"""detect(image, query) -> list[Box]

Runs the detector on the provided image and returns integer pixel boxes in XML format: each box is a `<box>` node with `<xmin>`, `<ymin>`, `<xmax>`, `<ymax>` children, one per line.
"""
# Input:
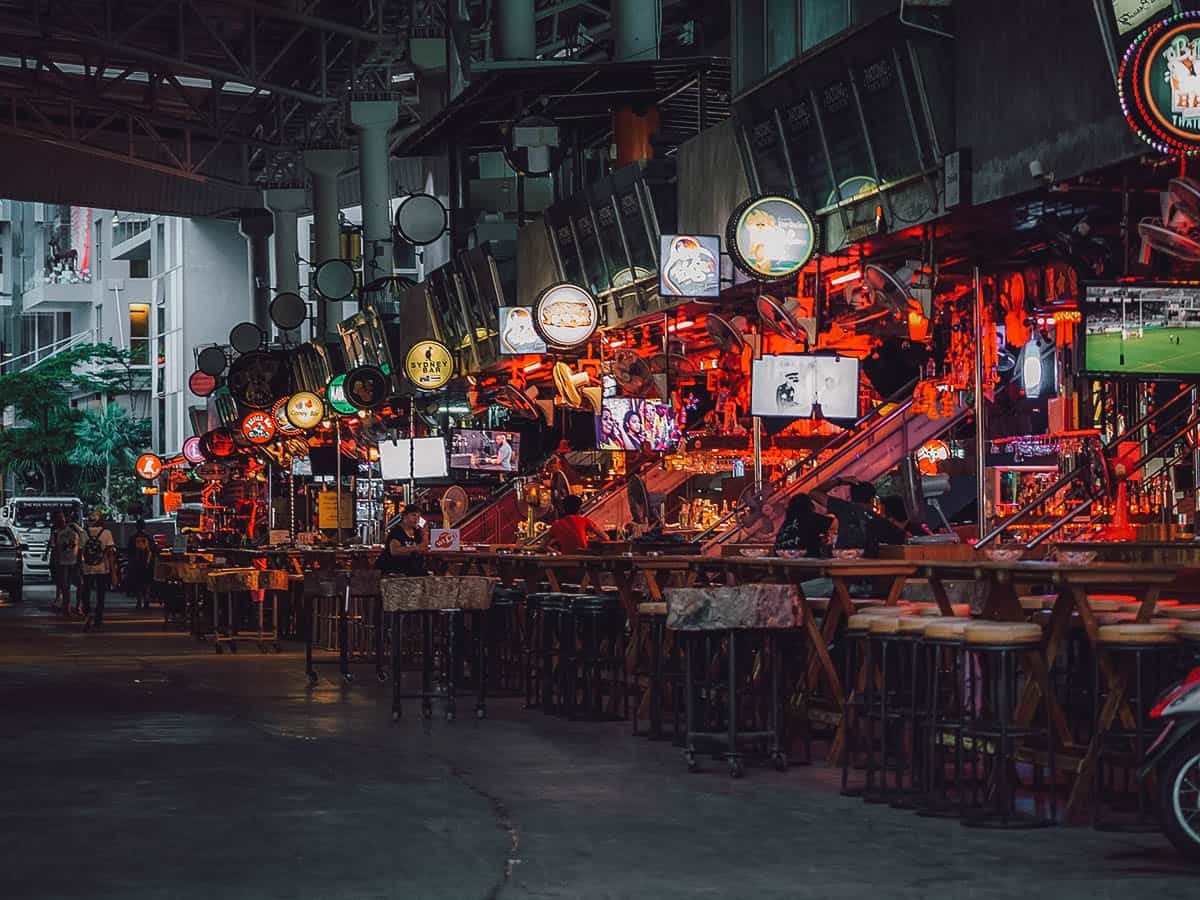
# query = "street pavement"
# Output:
<box><xmin>0</xmin><ymin>584</ymin><xmax>1195</xmax><ymax>899</ymax></box>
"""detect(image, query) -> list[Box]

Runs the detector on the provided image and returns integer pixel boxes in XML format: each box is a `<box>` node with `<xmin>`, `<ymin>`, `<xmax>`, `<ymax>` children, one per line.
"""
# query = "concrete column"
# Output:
<box><xmin>263</xmin><ymin>187</ymin><xmax>307</xmax><ymax>341</ymax></box>
<box><xmin>614</xmin><ymin>0</ymin><xmax>659</xmax><ymax>62</ymax></box>
<box><xmin>493</xmin><ymin>0</ymin><xmax>535</xmax><ymax>60</ymax></box>
<box><xmin>304</xmin><ymin>147</ymin><xmax>352</xmax><ymax>341</ymax></box>
<box><xmin>349</xmin><ymin>99</ymin><xmax>399</xmax><ymax>289</ymax></box>
<box><xmin>238</xmin><ymin>208</ymin><xmax>274</xmax><ymax>332</ymax></box>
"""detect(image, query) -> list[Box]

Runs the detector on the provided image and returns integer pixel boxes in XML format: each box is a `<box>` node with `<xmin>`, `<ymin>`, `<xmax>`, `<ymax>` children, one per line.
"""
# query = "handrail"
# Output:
<box><xmin>453</xmin><ymin>479</ymin><xmax>521</xmax><ymax>534</ymax></box>
<box><xmin>692</xmin><ymin>377</ymin><xmax>922</xmax><ymax>547</ymax></box>
<box><xmin>2</xmin><ymin>328</ymin><xmax>97</xmax><ymax>374</ymax></box>
<box><xmin>977</xmin><ymin>384</ymin><xmax>1195</xmax><ymax>547</ymax></box>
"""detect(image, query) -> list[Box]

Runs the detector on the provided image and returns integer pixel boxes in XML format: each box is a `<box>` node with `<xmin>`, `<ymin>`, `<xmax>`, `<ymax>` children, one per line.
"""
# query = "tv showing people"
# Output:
<box><xmin>1083</xmin><ymin>284</ymin><xmax>1200</xmax><ymax>376</ymax></box>
<box><xmin>449</xmin><ymin>430</ymin><xmax>520</xmax><ymax>472</ymax></box>
<box><xmin>596</xmin><ymin>398</ymin><xmax>680</xmax><ymax>451</ymax></box>
<box><xmin>751</xmin><ymin>354</ymin><xmax>859</xmax><ymax>419</ymax></box>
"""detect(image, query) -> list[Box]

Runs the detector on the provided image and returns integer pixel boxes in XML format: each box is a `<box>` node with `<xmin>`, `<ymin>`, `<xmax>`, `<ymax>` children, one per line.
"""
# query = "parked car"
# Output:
<box><xmin>0</xmin><ymin>526</ymin><xmax>27</xmax><ymax>601</ymax></box>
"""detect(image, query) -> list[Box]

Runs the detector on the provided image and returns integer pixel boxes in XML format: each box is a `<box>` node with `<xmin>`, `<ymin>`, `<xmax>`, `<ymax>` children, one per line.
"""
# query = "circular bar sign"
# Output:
<box><xmin>241</xmin><ymin>411</ymin><xmax>277</xmax><ymax>445</ymax></box>
<box><xmin>1121</xmin><ymin>12</ymin><xmax>1200</xmax><ymax>156</ymax></box>
<box><xmin>135</xmin><ymin>453</ymin><xmax>163</xmax><ymax>481</ymax></box>
<box><xmin>344</xmin><ymin>366</ymin><xmax>390</xmax><ymax>409</ymax></box>
<box><xmin>326</xmin><ymin>374</ymin><xmax>357</xmax><ymax>415</ymax></box>
<box><xmin>404</xmin><ymin>340</ymin><xmax>454</xmax><ymax>391</ymax></box>
<box><xmin>286</xmin><ymin>391</ymin><xmax>325</xmax><ymax>430</ymax></box>
<box><xmin>532</xmin><ymin>283</ymin><xmax>599</xmax><ymax>350</ymax></box>
<box><xmin>182</xmin><ymin>436</ymin><xmax>205</xmax><ymax>464</ymax></box>
<box><xmin>727</xmin><ymin>195</ymin><xmax>817</xmax><ymax>280</ymax></box>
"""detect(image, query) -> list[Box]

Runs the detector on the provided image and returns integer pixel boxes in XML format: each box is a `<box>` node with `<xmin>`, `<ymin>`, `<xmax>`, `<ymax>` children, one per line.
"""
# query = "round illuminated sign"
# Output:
<box><xmin>326</xmin><ymin>374</ymin><xmax>357</xmax><ymax>415</ymax></box>
<box><xmin>200</xmin><ymin>429</ymin><xmax>236</xmax><ymax>460</ymax></box>
<box><xmin>404</xmin><ymin>340</ymin><xmax>455</xmax><ymax>391</ymax></box>
<box><xmin>182</xmin><ymin>437</ymin><xmax>205</xmax><ymax>464</ymax></box>
<box><xmin>727</xmin><ymin>195</ymin><xmax>817</xmax><ymax>280</ymax></box>
<box><xmin>286</xmin><ymin>391</ymin><xmax>325</xmax><ymax>430</ymax></box>
<box><xmin>188</xmin><ymin>370</ymin><xmax>217</xmax><ymax>398</ymax></box>
<box><xmin>532</xmin><ymin>283</ymin><xmax>599</xmax><ymax>350</ymax></box>
<box><xmin>241</xmin><ymin>411</ymin><xmax>277</xmax><ymax>445</ymax></box>
<box><xmin>342</xmin><ymin>366</ymin><xmax>389</xmax><ymax>409</ymax></box>
<box><xmin>272</xmin><ymin>398</ymin><xmax>302</xmax><ymax>436</ymax></box>
<box><xmin>135</xmin><ymin>453</ymin><xmax>163</xmax><ymax>481</ymax></box>
<box><xmin>1121</xmin><ymin>12</ymin><xmax>1200</xmax><ymax>156</ymax></box>
<box><xmin>915</xmin><ymin>439</ymin><xmax>950</xmax><ymax>476</ymax></box>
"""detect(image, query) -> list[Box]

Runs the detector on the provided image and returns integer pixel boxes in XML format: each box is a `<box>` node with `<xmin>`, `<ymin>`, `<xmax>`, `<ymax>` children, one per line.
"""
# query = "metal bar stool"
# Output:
<box><xmin>1092</xmin><ymin>622</ymin><xmax>1179</xmax><ymax>832</ymax></box>
<box><xmin>961</xmin><ymin>621</ymin><xmax>1055</xmax><ymax>829</ymax></box>
<box><xmin>522</xmin><ymin>592</ymin><xmax>556</xmax><ymax>709</ymax></box>
<box><xmin>840</xmin><ymin>613</ymin><xmax>875</xmax><ymax>797</ymax></box>
<box><xmin>633</xmin><ymin>601</ymin><xmax>671</xmax><ymax>740</ymax></box>
<box><xmin>564</xmin><ymin>592</ymin><xmax>627</xmax><ymax>722</ymax></box>
<box><xmin>919</xmin><ymin>617</ymin><xmax>972</xmax><ymax>818</ymax></box>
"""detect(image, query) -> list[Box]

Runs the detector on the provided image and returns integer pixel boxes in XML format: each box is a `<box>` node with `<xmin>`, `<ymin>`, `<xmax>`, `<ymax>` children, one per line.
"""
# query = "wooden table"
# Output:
<box><xmin>918</xmin><ymin>559</ymin><xmax>1181</xmax><ymax>820</ymax></box>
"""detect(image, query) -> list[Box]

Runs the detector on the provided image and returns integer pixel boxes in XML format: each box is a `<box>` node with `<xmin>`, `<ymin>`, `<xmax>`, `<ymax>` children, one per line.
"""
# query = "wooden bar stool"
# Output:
<box><xmin>1092</xmin><ymin>623</ymin><xmax>1179</xmax><ymax>832</ymax></box>
<box><xmin>961</xmin><ymin>621</ymin><xmax>1055</xmax><ymax>829</ymax></box>
<box><xmin>633</xmin><ymin>601</ymin><xmax>675</xmax><ymax>741</ymax></box>
<box><xmin>257</xmin><ymin>569</ymin><xmax>290</xmax><ymax>652</ymax></box>
<box><xmin>179</xmin><ymin>561</ymin><xmax>211</xmax><ymax>640</ymax></box>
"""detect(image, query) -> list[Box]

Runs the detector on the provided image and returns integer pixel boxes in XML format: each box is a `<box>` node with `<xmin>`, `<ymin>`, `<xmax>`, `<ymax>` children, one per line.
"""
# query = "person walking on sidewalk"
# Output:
<box><xmin>49</xmin><ymin>512</ymin><xmax>84</xmax><ymax>616</ymax></box>
<box><xmin>125</xmin><ymin>519</ymin><xmax>155</xmax><ymax>610</ymax></box>
<box><xmin>79</xmin><ymin>510</ymin><xmax>116</xmax><ymax>632</ymax></box>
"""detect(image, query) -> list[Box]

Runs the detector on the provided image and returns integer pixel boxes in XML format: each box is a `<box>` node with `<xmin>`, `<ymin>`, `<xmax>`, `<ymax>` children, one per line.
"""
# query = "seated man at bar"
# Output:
<box><xmin>377</xmin><ymin>506</ymin><xmax>429</xmax><ymax>576</ymax></box>
<box><xmin>545</xmin><ymin>495</ymin><xmax>607</xmax><ymax>553</ymax></box>
<box><xmin>773</xmin><ymin>493</ymin><xmax>832</xmax><ymax>558</ymax></box>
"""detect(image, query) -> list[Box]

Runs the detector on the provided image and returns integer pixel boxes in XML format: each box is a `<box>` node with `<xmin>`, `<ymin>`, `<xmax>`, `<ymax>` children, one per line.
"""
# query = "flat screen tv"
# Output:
<box><xmin>1083</xmin><ymin>283</ymin><xmax>1200</xmax><ymax>377</ymax></box>
<box><xmin>378</xmin><ymin>437</ymin><xmax>449</xmax><ymax>481</ymax></box>
<box><xmin>751</xmin><ymin>354</ymin><xmax>859</xmax><ymax>419</ymax></box>
<box><xmin>449</xmin><ymin>429</ymin><xmax>521</xmax><ymax>472</ymax></box>
<box><xmin>596</xmin><ymin>397</ymin><xmax>680</xmax><ymax>451</ymax></box>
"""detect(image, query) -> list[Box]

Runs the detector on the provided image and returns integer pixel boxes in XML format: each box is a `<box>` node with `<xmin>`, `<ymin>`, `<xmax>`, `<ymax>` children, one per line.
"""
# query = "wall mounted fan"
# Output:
<box><xmin>649</xmin><ymin>351</ymin><xmax>699</xmax><ymax>378</ymax></box>
<box><xmin>706</xmin><ymin>313</ymin><xmax>749</xmax><ymax>351</ymax></box>
<box><xmin>756</xmin><ymin>294</ymin><xmax>816</xmax><ymax>344</ymax></box>
<box><xmin>551</xmin><ymin>469</ymin><xmax>573</xmax><ymax>517</ymax></box>
<box><xmin>609</xmin><ymin>349</ymin><xmax>654</xmax><ymax>396</ymax></box>
<box><xmin>440</xmin><ymin>485</ymin><xmax>470</xmax><ymax>528</ymax></box>
<box><xmin>552</xmin><ymin>361</ymin><xmax>601</xmax><ymax>413</ymax></box>
<box><xmin>628</xmin><ymin>473</ymin><xmax>650</xmax><ymax>525</ymax></box>
<box><xmin>1138</xmin><ymin>177</ymin><xmax>1200</xmax><ymax>263</ymax></box>
<box><xmin>494</xmin><ymin>383</ymin><xmax>542</xmax><ymax>421</ymax></box>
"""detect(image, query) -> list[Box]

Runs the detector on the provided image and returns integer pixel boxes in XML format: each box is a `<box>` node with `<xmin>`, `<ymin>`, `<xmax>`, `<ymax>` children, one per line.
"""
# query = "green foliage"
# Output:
<box><xmin>0</xmin><ymin>344</ymin><xmax>149</xmax><ymax>496</ymax></box>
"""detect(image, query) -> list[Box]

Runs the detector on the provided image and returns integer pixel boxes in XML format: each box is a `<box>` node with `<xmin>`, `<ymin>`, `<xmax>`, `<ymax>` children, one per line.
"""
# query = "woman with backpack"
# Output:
<box><xmin>125</xmin><ymin>519</ymin><xmax>155</xmax><ymax>610</ymax></box>
<box><xmin>79</xmin><ymin>509</ymin><xmax>116</xmax><ymax>632</ymax></box>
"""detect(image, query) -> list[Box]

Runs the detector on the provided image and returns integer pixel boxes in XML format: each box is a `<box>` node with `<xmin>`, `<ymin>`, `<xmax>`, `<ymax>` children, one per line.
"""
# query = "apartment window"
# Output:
<box><xmin>129</xmin><ymin>302</ymin><xmax>150</xmax><ymax>365</ymax></box>
<box><xmin>129</xmin><ymin>257</ymin><xmax>149</xmax><ymax>278</ymax></box>
<box><xmin>155</xmin><ymin>303</ymin><xmax>166</xmax><ymax>389</ymax></box>
<box><xmin>157</xmin><ymin>396</ymin><xmax>166</xmax><ymax>455</ymax></box>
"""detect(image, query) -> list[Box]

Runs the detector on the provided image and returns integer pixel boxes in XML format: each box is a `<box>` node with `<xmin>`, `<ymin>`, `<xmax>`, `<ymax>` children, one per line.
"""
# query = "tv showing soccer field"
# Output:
<box><xmin>1082</xmin><ymin>284</ymin><xmax>1200</xmax><ymax>378</ymax></box>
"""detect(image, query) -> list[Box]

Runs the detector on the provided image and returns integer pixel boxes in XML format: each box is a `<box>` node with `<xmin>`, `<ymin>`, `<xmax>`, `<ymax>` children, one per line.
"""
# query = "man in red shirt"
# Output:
<box><xmin>545</xmin><ymin>495</ymin><xmax>608</xmax><ymax>552</ymax></box>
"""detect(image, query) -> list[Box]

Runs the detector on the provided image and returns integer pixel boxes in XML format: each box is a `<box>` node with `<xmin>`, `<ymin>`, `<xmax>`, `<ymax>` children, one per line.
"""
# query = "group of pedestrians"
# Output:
<box><xmin>48</xmin><ymin>511</ymin><xmax>156</xmax><ymax>632</ymax></box>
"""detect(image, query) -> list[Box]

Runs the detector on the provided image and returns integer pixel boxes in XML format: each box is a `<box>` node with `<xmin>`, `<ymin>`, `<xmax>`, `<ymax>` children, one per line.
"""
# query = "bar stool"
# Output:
<box><xmin>961</xmin><ymin>621</ymin><xmax>1055</xmax><ymax>829</ymax></box>
<box><xmin>563</xmin><ymin>592</ymin><xmax>627</xmax><ymax>721</ymax></box>
<box><xmin>179</xmin><ymin>560</ymin><xmax>211</xmax><ymax>639</ymax></box>
<box><xmin>486</xmin><ymin>586</ymin><xmax>525</xmax><ymax>695</ymax></box>
<box><xmin>537</xmin><ymin>593</ymin><xmax>569</xmax><ymax>714</ymax></box>
<box><xmin>633</xmin><ymin>601</ymin><xmax>675</xmax><ymax>739</ymax></box>
<box><xmin>253</xmin><ymin>568</ymin><xmax>288</xmax><ymax>652</ymax></box>
<box><xmin>1093</xmin><ymin>622</ymin><xmax>1179</xmax><ymax>832</ymax></box>
<box><xmin>862</xmin><ymin>614</ymin><xmax>914</xmax><ymax>804</ymax></box>
<box><xmin>919</xmin><ymin>617</ymin><xmax>972</xmax><ymax>818</ymax></box>
<box><xmin>840</xmin><ymin>613</ymin><xmax>875</xmax><ymax>796</ymax></box>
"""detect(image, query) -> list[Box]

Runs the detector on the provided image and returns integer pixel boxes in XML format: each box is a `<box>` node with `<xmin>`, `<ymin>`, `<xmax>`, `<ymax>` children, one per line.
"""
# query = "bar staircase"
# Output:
<box><xmin>695</xmin><ymin>386</ymin><xmax>970</xmax><ymax>555</ymax></box>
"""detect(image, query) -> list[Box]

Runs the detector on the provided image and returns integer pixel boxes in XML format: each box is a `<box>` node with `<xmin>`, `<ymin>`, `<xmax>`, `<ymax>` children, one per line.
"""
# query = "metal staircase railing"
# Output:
<box><xmin>976</xmin><ymin>384</ymin><xmax>1197</xmax><ymax>549</ymax></box>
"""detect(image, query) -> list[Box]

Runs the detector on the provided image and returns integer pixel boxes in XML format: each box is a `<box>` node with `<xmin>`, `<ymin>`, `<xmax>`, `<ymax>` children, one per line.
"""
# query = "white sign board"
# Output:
<box><xmin>428</xmin><ymin>528</ymin><xmax>461</xmax><ymax>552</ymax></box>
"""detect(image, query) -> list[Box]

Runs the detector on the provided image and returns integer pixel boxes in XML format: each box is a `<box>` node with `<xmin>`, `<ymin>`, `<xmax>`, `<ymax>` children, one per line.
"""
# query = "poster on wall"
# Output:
<box><xmin>498</xmin><ymin>307</ymin><xmax>547</xmax><ymax>354</ymax></box>
<box><xmin>750</xmin><ymin>354</ymin><xmax>860</xmax><ymax>419</ymax></box>
<box><xmin>659</xmin><ymin>235</ymin><xmax>721</xmax><ymax>297</ymax></box>
<box><xmin>1119</xmin><ymin>11</ymin><xmax>1200</xmax><ymax>156</ymax></box>
<box><xmin>727</xmin><ymin>196</ymin><xmax>817</xmax><ymax>281</ymax></box>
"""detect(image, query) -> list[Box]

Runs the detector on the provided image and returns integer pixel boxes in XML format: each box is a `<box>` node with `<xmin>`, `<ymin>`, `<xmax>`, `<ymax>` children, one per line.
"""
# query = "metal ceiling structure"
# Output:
<box><xmin>0</xmin><ymin>0</ymin><xmax>724</xmax><ymax>217</ymax></box>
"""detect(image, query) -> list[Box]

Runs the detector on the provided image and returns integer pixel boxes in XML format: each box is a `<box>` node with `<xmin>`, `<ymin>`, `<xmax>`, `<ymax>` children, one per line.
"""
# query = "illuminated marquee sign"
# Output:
<box><xmin>1120</xmin><ymin>12</ymin><xmax>1200</xmax><ymax>156</ymax></box>
<box><xmin>727</xmin><ymin>196</ymin><xmax>817</xmax><ymax>281</ymax></box>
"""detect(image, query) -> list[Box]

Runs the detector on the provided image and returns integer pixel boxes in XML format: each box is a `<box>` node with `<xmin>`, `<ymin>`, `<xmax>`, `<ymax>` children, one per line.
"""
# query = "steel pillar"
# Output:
<box><xmin>304</xmin><ymin>147</ymin><xmax>352</xmax><ymax>340</ymax></box>
<box><xmin>263</xmin><ymin>187</ymin><xmax>307</xmax><ymax>339</ymax></box>
<box><xmin>238</xmin><ymin>208</ymin><xmax>274</xmax><ymax>332</ymax></box>
<box><xmin>494</xmin><ymin>0</ymin><xmax>536</xmax><ymax>60</ymax></box>
<box><xmin>350</xmin><ymin>99</ymin><xmax>399</xmax><ymax>289</ymax></box>
<box><xmin>614</xmin><ymin>0</ymin><xmax>659</xmax><ymax>62</ymax></box>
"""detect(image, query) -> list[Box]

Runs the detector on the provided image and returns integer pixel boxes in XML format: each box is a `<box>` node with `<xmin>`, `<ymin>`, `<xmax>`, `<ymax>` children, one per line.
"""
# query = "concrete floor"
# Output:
<box><xmin>0</xmin><ymin>585</ymin><xmax>1195</xmax><ymax>900</ymax></box>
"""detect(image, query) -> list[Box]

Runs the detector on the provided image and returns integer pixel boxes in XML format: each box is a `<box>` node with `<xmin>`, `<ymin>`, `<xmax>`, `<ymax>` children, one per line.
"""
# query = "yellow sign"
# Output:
<box><xmin>286</xmin><ymin>391</ymin><xmax>325</xmax><ymax>430</ymax></box>
<box><xmin>405</xmin><ymin>340</ymin><xmax>454</xmax><ymax>391</ymax></box>
<box><xmin>317</xmin><ymin>491</ymin><xmax>354</xmax><ymax>529</ymax></box>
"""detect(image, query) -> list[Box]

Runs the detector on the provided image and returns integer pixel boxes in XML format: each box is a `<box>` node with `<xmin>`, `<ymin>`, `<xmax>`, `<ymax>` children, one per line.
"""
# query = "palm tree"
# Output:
<box><xmin>68</xmin><ymin>403</ymin><xmax>151</xmax><ymax>507</ymax></box>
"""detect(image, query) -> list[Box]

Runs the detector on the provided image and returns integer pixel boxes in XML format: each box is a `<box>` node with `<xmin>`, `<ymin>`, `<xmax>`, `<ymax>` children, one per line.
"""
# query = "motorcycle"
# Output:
<box><xmin>1140</xmin><ymin>666</ymin><xmax>1200</xmax><ymax>861</ymax></box>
